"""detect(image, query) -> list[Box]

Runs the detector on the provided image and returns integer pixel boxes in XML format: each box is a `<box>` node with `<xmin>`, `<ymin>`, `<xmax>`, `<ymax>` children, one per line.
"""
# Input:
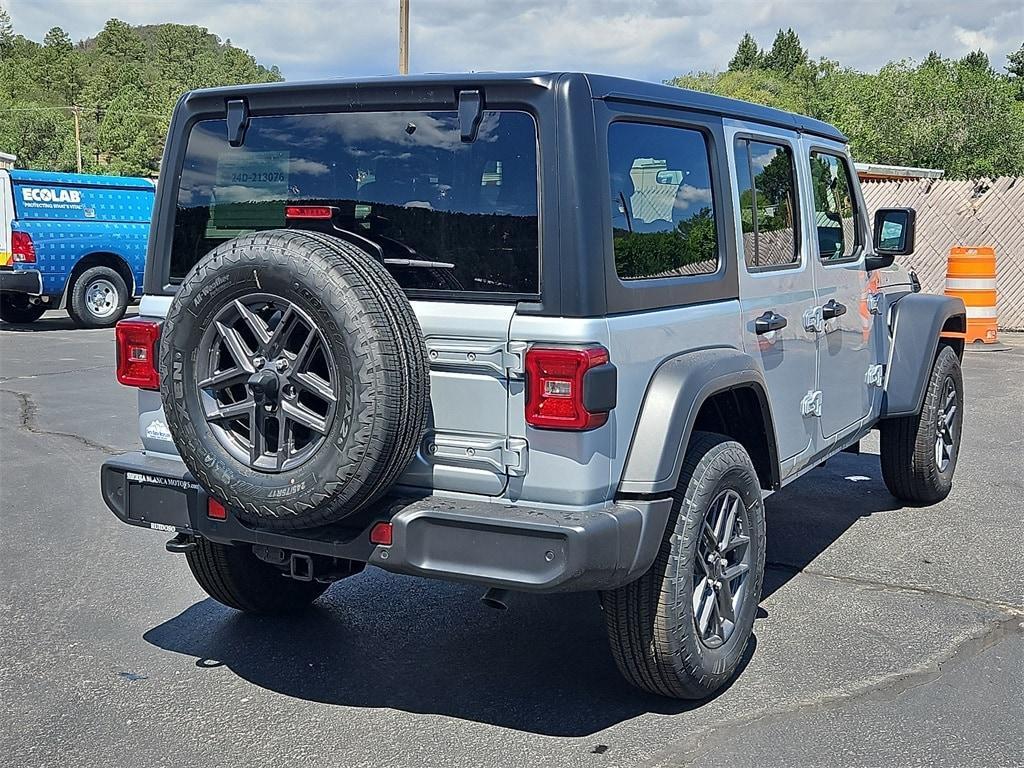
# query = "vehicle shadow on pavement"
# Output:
<box><xmin>143</xmin><ymin>451</ymin><xmax>897</xmax><ymax>736</ymax></box>
<box><xmin>0</xmin><ymin>318</ymin><xmax>80</xmax><ymax>332</ymax></box>
<box><xmin>761</xmin><ymin>449</ymin><xmax>904</xmax><ymax>599</ymax></box>
<box><xmin>144</xmin><ymin>576</ymin><xmax>754</xmax><ymax>736</ymax></box>
<box><xmin>0</xmin><ymin>309</ymin><xmax>136</xmax><ymax>333</ymax></box>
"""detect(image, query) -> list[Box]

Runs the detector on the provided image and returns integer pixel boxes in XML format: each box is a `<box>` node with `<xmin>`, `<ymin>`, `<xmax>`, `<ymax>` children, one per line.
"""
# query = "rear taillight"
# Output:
<box><xmin>115</xmin><ymin>318</ymin><xmax>161</xmax><ymax>390</ymax></box>
<box><xmin>525</xmin><ymin>346</ymin><xmax>615</xmax><ymax>430</ymax></box>
<box><xmin>11</xmin><ymin>231</ymin><xmax>36</xmax><ymax>263</ymax></box>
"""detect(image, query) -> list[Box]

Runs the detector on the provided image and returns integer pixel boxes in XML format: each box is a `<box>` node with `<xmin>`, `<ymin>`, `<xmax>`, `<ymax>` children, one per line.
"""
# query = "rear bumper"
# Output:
<box><xmin>101</xmin><ymin>451</ymin><xmax>671</xmax><ymax>592</ymax></box>
<box><xmin>0</xmin><ymin>269</ymin><xmax>43</xmax><ymax>296</ymax></box>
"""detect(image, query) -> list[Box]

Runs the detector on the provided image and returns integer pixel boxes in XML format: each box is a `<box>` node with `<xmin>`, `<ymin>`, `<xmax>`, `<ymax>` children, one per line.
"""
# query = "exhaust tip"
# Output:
<box><xmin>481</xmin><ymin>587</ymin><xmax>509</xmax><ymax>611</ymax></box>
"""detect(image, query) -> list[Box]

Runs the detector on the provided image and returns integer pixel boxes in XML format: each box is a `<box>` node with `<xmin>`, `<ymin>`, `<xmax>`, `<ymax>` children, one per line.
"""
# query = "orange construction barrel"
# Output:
<box><xmin>944</xmin><ymin>246</ymin><xmax>997</xmax><ymax>343</ymax></box>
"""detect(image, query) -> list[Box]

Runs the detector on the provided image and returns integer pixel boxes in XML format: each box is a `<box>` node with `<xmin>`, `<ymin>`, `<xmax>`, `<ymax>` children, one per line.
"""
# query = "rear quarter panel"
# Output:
<box><xmin>509</xmin><ymin>299</ymin><xmax>741</xmax><ymax>506</ymax></box>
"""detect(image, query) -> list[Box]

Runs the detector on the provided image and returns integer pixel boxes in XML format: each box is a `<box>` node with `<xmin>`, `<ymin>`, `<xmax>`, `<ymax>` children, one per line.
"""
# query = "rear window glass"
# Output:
<box><xmin>171</xmin><ymin>110</ymin><xmax>539</xmax><ymax>295</ymax></box>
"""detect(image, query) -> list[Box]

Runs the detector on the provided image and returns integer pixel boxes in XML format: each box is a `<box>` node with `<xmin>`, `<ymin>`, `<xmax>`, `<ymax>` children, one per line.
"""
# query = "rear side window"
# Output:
<box><xmin>809</xmin><ymin>151</ymin><xmax>859</xmax><ymax>261</ymax></box>
<box><xmin>607</xmin><ymin>122</ymin><xmax>719</xmax><ymax>280</ymax></box>
<box><xmin>734</xmin><ymin>139</ymin><xmax>800</xmax><ymax>270</ymax></box>
<box><xmin>172</xmin><ymin>110</ymin><xmax>539</xmax><ymax>296</ymax></box>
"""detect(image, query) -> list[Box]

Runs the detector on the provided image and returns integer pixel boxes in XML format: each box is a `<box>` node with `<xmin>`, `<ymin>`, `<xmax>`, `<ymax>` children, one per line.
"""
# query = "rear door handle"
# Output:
<box><xmin>754</xmin><ymin>311</ymin><xmax>788</xmax><ymax>335</ymax></box>
<box><xmin>822</xmin><ymin>299</ymin><xmax>847</xmax><ymax>320</ymax></box>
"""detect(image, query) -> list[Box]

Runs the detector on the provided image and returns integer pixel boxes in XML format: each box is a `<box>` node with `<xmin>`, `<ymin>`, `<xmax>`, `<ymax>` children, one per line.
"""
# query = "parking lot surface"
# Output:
<box><xmin>1</xmin><ymin>311</ymin><xmax>1022</xmax><ymax>768</ymax></box>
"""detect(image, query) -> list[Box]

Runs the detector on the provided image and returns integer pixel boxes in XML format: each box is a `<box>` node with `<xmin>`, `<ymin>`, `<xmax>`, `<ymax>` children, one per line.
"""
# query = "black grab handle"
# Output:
<box><xmin>754</xmin><ymin>311</ymin><xmax>788</xmax><ymax>335</ymax></box>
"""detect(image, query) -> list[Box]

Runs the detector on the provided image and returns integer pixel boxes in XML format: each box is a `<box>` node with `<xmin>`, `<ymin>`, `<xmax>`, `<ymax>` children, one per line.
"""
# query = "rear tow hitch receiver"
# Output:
<box><xmin>289</xmin><ymin>553</ymin><xmax>315</xmax><ymax>582</ymax></box>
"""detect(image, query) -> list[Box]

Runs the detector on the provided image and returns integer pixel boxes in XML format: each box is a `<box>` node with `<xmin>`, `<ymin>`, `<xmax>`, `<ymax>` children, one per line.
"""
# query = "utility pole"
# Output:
<box><xmin>399</xmin><ymin>0</ymin><xmax>409</xmax><ymax>75</ymax></box>
<box><xmin>72</xmin><ymin>106</ymin><xmax>83</xmax><ymax>174</ymax></box>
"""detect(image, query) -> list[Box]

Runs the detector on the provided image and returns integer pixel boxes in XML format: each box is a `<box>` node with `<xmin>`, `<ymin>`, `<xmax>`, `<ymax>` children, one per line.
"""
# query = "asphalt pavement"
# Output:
<box><xmin>1</xmin><ymin>311</ymin><xmax>1022</xmax><ymax>768</ymax></box>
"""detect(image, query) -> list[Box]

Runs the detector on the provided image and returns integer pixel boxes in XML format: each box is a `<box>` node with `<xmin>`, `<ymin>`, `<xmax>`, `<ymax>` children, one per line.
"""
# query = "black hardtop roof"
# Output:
<box><xmin>185</xmin><ymin>71</ymin><xmax>847</xmax><ymax>143</ymax></box>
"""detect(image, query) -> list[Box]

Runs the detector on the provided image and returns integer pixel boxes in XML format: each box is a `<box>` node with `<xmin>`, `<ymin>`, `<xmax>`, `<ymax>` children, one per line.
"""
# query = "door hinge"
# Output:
<box><xmin>424</xmin><ymin>339</ymin><xmax>526</xmax><ymax>378</ymax></box>
<box><xmin>504</xmin><ymin>341</ymin><xmax>527</xmax><ymax>377</ymax></box>
<box><xmin>867</xmin><ymin>292</ymin><xmax>882</xmax><ymax>315</ymax></box>
<box><xmin>800</xmin><ymin>390</ymin><xmax>823</xmax><ymax>418</ymax></box>
<box><xmin>865</xmin><ymin>364</ymin><xmax>885</xmax><ymax>387</ymax></box>
<box><xmin>425</xmin><ymin>433</ymin><xmax>528</xmax><ymax>476</ymax></box>
<box><xmin>802</xmin><ymin>306</ymin><xmax>824</xmax><ymax>334</ymax></box>
<box><xmin>502</xmin><ymin>437</ymin><xmax>528</xmax><ymax>476</ymax></box>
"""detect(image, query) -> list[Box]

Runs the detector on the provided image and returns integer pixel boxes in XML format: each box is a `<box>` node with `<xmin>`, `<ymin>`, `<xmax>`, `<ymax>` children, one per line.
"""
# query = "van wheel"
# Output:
<box><xmin>68</xmin><ymin>266</ymin><xmax>128</xmax><ymax>328</ymax></box>
<box><xmin>601</xmin><ymin>431</ymin><xmax>766</xmax><ymax>699</ymax></box>
<box><xmin>880</xmin><ymin>345</ymin><xmax>963</xmax><ymax>504</ymax></box>
<box><xmin>185</xmin><ymin>538</ymin><xmax>327</xmax><ymax>614</ymax></box>
<box><xmin>0</xmin><ymin>294</ymin><xmax>46</xmax><ymax>324</ymax></box>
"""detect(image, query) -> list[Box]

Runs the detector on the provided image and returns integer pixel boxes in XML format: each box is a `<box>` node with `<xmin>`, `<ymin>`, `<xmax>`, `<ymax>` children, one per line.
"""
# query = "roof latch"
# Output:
<box><xmin>226</xmin><ymin>99</ymin><xmax>250</xmax><ymax>147</ymax></box>
<box><xmin>458</xmin><ymin>89</ymin><xmax>483</xmax><ymax>143</ymax></box>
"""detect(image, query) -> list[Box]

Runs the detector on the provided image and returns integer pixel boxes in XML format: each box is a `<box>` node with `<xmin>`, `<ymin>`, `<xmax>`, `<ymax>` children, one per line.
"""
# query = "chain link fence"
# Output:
<box><xmin>861</xmin><ymin>176</ymin><xmax>1024</xmax><ymax>330</ymax></box>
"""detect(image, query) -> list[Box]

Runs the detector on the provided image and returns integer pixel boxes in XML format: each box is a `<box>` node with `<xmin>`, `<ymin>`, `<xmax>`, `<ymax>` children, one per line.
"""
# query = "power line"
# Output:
<box><xmin>5</xmin><ymin>105</ymin><xmax>169</xmax><ymax>119</ymax></box>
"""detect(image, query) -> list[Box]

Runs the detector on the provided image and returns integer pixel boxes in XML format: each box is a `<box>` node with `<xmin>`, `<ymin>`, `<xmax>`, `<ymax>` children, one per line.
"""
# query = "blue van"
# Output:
<box><xmin>0</xmin><ymin>169</ymin><xmax>155</xmax><ymax>327</ymax></box>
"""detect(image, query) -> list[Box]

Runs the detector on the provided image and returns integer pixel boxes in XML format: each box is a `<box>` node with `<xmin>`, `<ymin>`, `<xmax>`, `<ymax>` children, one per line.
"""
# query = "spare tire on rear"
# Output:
<box><xmin>160</xmin><ymin>230</ymin><xmax>430</xmax><ymax>529</ymax></box>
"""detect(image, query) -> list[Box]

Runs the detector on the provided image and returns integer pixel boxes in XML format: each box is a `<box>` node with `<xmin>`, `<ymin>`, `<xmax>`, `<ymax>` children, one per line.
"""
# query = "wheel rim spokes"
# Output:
<box><xmin>692</xmin><ymin>488</ymin><xmax>752</xmax><ymax>649</ymax></box>
<box><xmin>935</xmin><ymin>378</ymin><xmax>958</xmax><ymax>472</ymax></box>
<box><xmin>196</xmin><ymin>294</ymin><xmax>339</xmax><ymax>473</ymax></box>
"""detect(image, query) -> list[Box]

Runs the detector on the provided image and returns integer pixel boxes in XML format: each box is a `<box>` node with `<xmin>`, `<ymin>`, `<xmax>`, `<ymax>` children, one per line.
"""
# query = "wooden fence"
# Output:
<box><xmin>860</xmin><ymin>176</ymin><xmax>1024</xmax><ymax>330</ymax></box>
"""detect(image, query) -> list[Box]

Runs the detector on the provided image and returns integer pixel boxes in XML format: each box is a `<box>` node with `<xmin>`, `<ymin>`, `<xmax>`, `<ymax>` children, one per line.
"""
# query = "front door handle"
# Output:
<box><xmin>822</xmin><ymin>299</ymin><xmax>847</xmax><ymax>320</ymax></box>
<box><xmin>754</xmin><ymin>310</ymin><xmax>788</xmax><ymax>335</ymax></box>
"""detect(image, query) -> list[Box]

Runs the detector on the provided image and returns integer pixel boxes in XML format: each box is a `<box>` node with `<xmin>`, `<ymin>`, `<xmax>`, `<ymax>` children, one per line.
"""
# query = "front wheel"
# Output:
<box><xmin>880</xmin><ymin>345</ymin><xmax>964</xmax><ymax>504</ymax></box>
<box><xmin>185</xmin><ymin>538</ymin><xmax>327</xmax><ymax>614</ymax></box>
<box><xmin>0</xmin><ymin>294</ymin><xmax>46</xmax><ymax>324</ymax></box>
<box><xmin>601</xmin><ymin>431</ymin><xmax>766</xmax><ymax>699</ymax></box>
<box><xmin>67</xmin><ymin>266</ymin><xmax>128</xmax><ymax>328</ymax></box>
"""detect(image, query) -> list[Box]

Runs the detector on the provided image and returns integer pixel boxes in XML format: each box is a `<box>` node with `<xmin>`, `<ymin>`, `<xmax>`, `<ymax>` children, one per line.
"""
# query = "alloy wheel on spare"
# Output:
<box><xmin>85</xmin><ymin>277</ymin><xmax>119</xmax><ymax>318</ymax></box>
<box><xmin>935</xmin><ymin>377</ymin><xmax>958</xmax><ymax>473</ymax></box>
<box><xmin>692</xmin><ymin>488</ymin><xmax>752</xmax><ymax>649</ymax></box>
<box><xmin>196</xmin><ymin>294</ymin><xmax>339</xmax><ymax>473</ymax></box>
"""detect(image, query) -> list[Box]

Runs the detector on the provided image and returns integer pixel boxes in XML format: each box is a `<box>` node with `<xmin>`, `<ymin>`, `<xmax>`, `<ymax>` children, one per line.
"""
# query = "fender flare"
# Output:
<box><xmin>617</xmin><ymin>346</ymin><xmax>780</xmax><ymax>496</ymax></box>
<box><xmin>882</xmin><ymin>293</ymin><xmax>966</xmax><ymax>418</ymax></box>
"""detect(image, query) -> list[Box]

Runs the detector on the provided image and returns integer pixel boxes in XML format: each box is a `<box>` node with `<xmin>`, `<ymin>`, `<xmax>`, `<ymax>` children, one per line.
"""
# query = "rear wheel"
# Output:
<box><xmin>68</xmin><ymin>266</ymin><xmax>128</xmax><ymax>328</ymax></box>
<box><xmin>185</xmin><ymin>538</ymin><xmax>327</xmax><ymax>614</ymax></box>
<box><xmin>602</xmin><ymin>431</ymin><xmax>766</xmax><ymax>699</ymax></box>
<box><xmin>0</xmin><ymin>294</ymin><xmax>46</xmax><ymax>324</ymax></box>
<box><xmin>880</xmin><ymin>345</ymin><xmax>963</xmax><ymax>504</ymax></box>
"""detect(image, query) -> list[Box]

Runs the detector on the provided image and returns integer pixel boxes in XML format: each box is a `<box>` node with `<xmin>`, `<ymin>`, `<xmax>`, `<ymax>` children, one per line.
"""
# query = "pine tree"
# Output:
<box><xmin>0</xmin><ymin>7</ymin><xmax>14</xmax><ymax>56</ymax></box>
<box><xmin>1007</xmin><ymin>43</ymin><xmax>1024</xmax><ymax>78</ymax></box>
<box><xmin>765</xmin><ymin>28</ymin><xmax>808</xmax><ymax>75</ymax></box>
<box><xmin>961</xmin><ymin>49</ymin><xmax>991</xmax><ymax>72</ymax></box>
<box><xmin>728</xmin><ymin>33</ymin><xmax>762</xmax><ymax>71</ymax></box>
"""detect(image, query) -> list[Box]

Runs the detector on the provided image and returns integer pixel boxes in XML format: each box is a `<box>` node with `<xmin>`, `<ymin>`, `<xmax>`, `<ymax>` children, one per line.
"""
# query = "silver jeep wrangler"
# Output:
<box><xmin>102</xmin><ymin>72</ymin><xmax>966</xmax><ymax>699</ymax></box>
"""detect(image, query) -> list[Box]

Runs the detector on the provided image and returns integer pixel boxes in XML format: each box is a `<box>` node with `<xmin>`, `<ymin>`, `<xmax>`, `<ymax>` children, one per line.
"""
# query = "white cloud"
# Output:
<box><xmin>6</xmin><ymin>0</ymin><xmax>1023</xmax><ymax>84</ymax></box>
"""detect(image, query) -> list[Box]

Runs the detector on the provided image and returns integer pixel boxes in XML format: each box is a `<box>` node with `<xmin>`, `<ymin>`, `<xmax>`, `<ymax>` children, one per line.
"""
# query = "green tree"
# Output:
<box><xmin>1007</xmin><ymin>43</ymin><xmax>1024</xmax><ymax>100</ymax></box>
<box><xmin>40</xmin><ymin>27</ymin><xmax>83</xmax><ymax>105</ymax></box>
<box><xmin>0</xmin><ymin>6</ymin><xmax>14</xmax><ymax>56</ymax></box>
<box><xmin>1008</xmin><ymin>43</ymin><xmax>1024</xmax><ymax>78</ymax></box>
<box><xmin>961</xmin><ymin>49</ymin><xmax>991</xmax><ymax>72</ymax></box>
<box><xmin>1</xmin><ymin>17</ymin><xmax>284</xmax><ymax>174</ymax></box>
<box><xmin>669</xmin><ymin>33</ymin><xmax>1024</xmax><ymax>179</ymax></box>
<box><xmin>728</xmin><ymin>33</ymin><xmax>762</xmax><ymax>71</ymax></box>
<box><xmin>765</xmin><ymin>28</ymin><xmax>808</xmax><ymax>75</ymax></box>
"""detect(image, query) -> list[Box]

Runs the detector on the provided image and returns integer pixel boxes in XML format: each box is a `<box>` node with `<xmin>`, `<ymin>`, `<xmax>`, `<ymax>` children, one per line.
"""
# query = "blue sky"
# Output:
<box><xmin>6</xmin><ymin>1</ymin><xmax>1023</xmax><ymax>83</ymax></box>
